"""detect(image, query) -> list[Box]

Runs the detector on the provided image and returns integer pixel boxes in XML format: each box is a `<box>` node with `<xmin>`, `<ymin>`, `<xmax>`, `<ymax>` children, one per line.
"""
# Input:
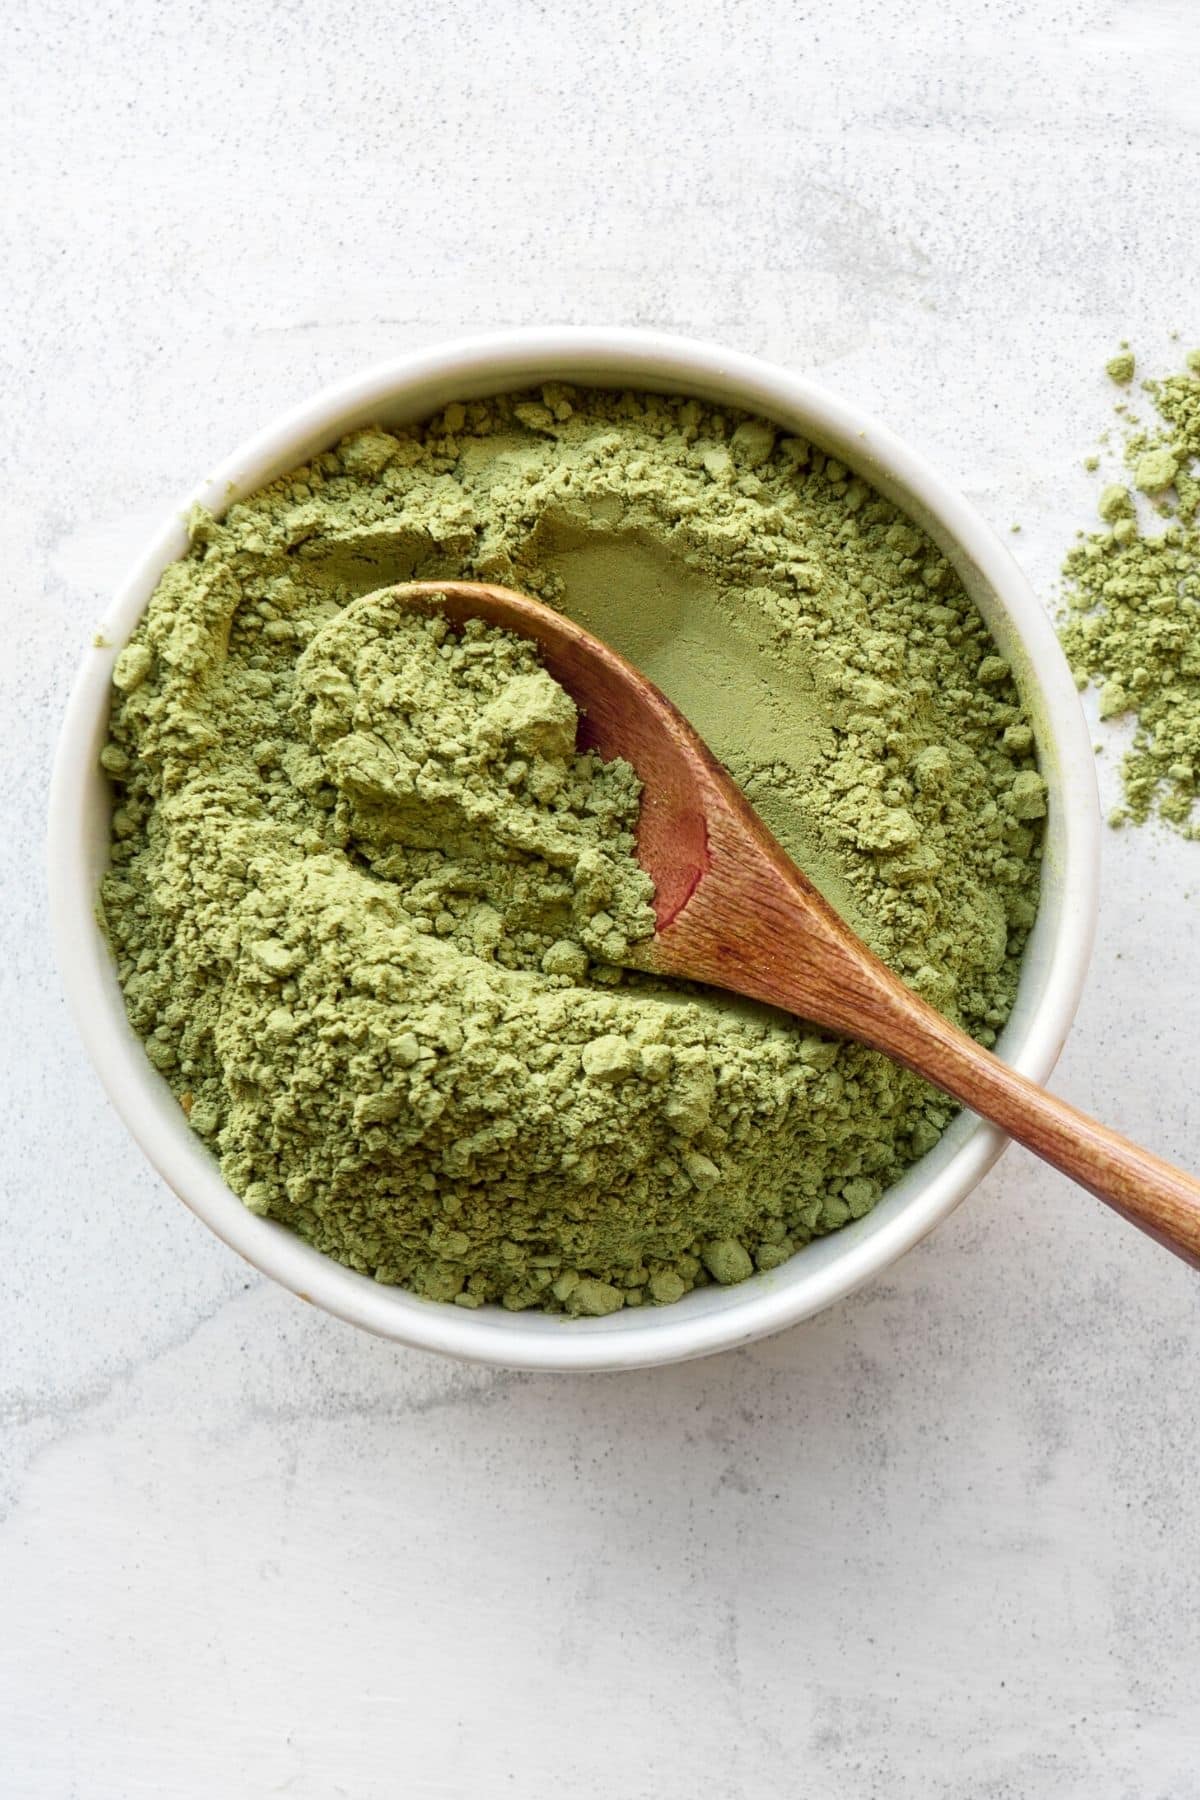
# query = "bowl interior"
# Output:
<box><xmin>50</xmin><ymin>333</ymin><xmax>1099</xmax><ymax>1369</ymax></box>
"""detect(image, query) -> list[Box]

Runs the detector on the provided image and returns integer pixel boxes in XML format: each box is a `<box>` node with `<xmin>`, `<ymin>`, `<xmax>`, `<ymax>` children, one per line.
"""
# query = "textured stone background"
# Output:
<box><xmin>3</xmin><ymin>1</ymin><xmax>1200</xmax><ymax>1794</ymax></box>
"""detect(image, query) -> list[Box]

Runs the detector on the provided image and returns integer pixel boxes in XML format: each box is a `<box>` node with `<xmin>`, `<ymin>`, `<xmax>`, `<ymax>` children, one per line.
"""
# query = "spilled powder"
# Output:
<box><xmin>102</xmin><ymin>388</ymin><xmax>1045</xmax><ymax>1313</ymax></box>
<box><xmin>1060</xmin><ymin>350</ymin><xmax>1200</xmax><ymax>835</ymax></box>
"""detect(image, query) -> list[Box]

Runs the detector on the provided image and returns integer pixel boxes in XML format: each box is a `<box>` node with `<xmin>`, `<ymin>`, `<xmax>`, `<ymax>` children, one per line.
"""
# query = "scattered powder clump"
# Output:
<box><xmin>102</xmin><ymin>388</ymin><xmax>1045</xmax><ymax>1313</ymax></box>
<box><xmin>1059</xmin><ymin>351</ymin><xmax>1200</xmax><ymax>834</ymax></box>
<box><xmin>1106</xmin><ymin>348</ymin><xmax>1136</xmax><ymax>386</ymax></box>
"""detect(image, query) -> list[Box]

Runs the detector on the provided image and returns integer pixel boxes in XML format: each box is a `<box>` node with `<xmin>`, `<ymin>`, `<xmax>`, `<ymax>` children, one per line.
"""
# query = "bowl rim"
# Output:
<box><xmin>47</xmin><ymin>326</ymin><xmax>1101</xmax><ymax>1371</ymax></box>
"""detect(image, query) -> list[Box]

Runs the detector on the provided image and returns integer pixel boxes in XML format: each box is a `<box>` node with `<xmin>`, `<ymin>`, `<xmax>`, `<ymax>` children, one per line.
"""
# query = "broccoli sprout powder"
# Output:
<box><xmin>102</xmin><ymin>388</ymin><xmax>1044</xmax><ymax>1315</ymax></box>
<box><xmin>1060</xmin><ymin>349</ymin><xmax>1200</xmax><ymax>836</ymax></box>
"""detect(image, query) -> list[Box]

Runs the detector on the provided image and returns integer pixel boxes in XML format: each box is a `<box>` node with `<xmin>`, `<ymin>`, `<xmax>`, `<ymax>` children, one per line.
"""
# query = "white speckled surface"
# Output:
<box><xmin>4</xmin><ymin>2</ymin><xmax>1200</xmax><ymax>1793</ymax></box>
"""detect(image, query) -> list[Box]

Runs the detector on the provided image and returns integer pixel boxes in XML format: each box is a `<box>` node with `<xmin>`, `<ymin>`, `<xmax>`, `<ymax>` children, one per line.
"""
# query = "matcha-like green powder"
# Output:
<box><xmin>102</xmin><ymin>388</ymin><xmax>1044</xmax><ymax>1313</ymax></box>
<box><xmin>1060</xmin><ymin>350</ymin><xmax>1200</xmax><ymax>835</ymax></box>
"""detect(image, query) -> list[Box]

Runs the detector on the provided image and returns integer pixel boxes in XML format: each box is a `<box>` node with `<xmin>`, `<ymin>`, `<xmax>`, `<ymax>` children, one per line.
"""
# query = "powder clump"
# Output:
<box><xmin>1060</xmin><ymin>352</ymin><xmax>1200</xmax><ymax>834</ymax></box>
<box><xmin>102</xmin><ymin>388</ymin><xmax>1044</xmax><ymax>1311</ymax></box>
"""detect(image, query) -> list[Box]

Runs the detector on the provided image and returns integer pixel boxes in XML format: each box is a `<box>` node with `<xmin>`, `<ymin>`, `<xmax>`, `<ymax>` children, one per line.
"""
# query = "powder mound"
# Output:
<box><xmin>294</xmin><ymin>596</ymin><xmax>655</xmax><ymax>965</ymax></box>
<box><xmin>101</xmin><ymin>387</ymin><xmax>1044</xmax><ymax>1313</ymax></box>
<box><xmin>1060</xmin><ymin>352</ymin><xmax>1200</xmax><ymax>835</ymax></box>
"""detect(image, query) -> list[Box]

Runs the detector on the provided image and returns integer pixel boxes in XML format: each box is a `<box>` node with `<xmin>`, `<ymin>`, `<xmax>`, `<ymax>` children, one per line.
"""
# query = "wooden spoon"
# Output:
<box><xmin>388</xmin><ymin>579</ymin><xmax>1200</xmax><ymax>1267</ymax></box>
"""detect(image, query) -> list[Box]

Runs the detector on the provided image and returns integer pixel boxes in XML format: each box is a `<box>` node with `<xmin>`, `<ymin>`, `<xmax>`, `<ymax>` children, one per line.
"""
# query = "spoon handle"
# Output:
<box><xmin>863</xmin><ymin>987</ymin><xmax>1200</xmax><ymax>1267</ymax></box>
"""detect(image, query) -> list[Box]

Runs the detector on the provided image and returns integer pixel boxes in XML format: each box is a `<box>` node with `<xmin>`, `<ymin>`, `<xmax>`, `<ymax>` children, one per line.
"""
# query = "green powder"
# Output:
<box><xmin>102</xmin><ymin>387</ymin><xmax>1044</xmax><ymax>1313</ymax></box>
<box><xmin>1106</xmin><ymin>349</ymin><xmax>1136</xmax><ymax>386</ymax></box>
<box><xmin>1059</xmin><ymin>352</ymin><xmax>1200</xmax><ymax>834</ymax></box>
<box><xmin>295</xmin><ymin>597</ymin><xmax>655</xmax><ymax>967</ymax></box>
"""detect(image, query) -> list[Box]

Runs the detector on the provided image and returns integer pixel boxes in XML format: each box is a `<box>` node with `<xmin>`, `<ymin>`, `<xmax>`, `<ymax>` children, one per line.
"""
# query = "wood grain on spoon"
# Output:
<box><xmin>391</xmin><ymin>579</ymin><xmax>1200</xmax><ymax>1268</ymax></box>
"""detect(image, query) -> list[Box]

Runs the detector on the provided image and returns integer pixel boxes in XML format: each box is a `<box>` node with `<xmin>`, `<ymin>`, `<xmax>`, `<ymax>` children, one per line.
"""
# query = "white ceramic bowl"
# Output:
<box><xmin>48</xmin><ymin>328</ymin><xmax>1100</xmax><ymax>1371</ymax></box>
